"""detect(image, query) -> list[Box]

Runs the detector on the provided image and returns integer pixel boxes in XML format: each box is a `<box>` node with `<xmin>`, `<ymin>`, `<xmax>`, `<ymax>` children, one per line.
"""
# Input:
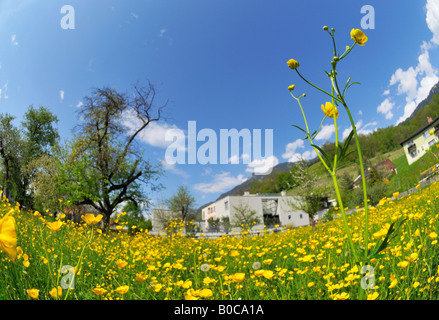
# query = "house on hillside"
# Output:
<box><xmin>201</xmin><ymin>191</ymin><xmax>330</xmax><ymax>232</ymax></box>
<box><xmin>400</xmin><ymin>116</ymin><xmax>439</xmax><ymax>165</ymax></box>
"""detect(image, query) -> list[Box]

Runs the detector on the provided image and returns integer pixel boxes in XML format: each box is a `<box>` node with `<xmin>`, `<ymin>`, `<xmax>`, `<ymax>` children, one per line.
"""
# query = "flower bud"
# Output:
<box><xmin>323</xmin><ymin>26</ymin><xmax>329</xmax><ymax>31</ymax></box>
<box><xmin>287</xmin><ymin>59</ymin><xmax>300</xmax><ymax>70</ymax></box>
<box><xmin>288</xmin><ymin>84</ymin><xmax>295</xmax><ymax>91</ymax></box>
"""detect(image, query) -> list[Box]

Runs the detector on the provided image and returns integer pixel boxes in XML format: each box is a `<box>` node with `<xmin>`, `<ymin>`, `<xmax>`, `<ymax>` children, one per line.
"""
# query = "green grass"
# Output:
<box><xmin>388</xmin><ymin>151</ymin><xmax>439</xmax><ymax>194</ymax></box>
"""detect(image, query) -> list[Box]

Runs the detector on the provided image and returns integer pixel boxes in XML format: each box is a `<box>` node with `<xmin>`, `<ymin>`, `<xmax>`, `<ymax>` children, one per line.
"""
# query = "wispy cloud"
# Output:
<box><xmin>160</xmin><ymin>160</ymin><xmax>189</xmax><ymax>179</ymax></box>
<box><xmin>282</xmin><ymin>139</ymin><xmax>316</xmax><ymax>163</ymax></box>
<box><xmin>193</xmin><ymin>171</ymin><xmax>246</xmax><ymax>194</ymax></box>
<box><xmin>11</xmin><ymin>34</ymin><xmax>18</xmax><ymax>46</ymax></box>
<box><xmin>60</xmin><ymin>90</ymin><xmax>65</xmax><ymax>102</ymax></box>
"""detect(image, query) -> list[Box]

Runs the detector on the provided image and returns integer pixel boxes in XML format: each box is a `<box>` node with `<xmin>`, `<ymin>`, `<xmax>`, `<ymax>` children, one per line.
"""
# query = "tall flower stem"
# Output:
<box><xmin>332</xmin><ymin>76</ymin><xmax>370</xmax><ymax>260</ymax></box>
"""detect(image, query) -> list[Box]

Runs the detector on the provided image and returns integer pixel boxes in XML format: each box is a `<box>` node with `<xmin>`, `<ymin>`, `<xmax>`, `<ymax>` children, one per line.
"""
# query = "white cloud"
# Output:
<box><xmin>76</xmin><ymin>101</ymin><xmax>83</xmax><ymax>108</ymax></box>
<box><xmin>245</xmin><ymin>155</ymin><xmax>279</xmax><ymax>175</ymax></box>
<box><xmin>11</xmin><ymin>34</ymin><xmax>18</xmax><ymax>46</ymax></box>
<box><xmin>426</xmin><ymin>0</ymin><xmax>439</xmax><ymax>44</ymax></box>
<box><xmin>228</xmin><ymin>154</ymin><xmax>240</xmax><ymax>164</ymax></box>
<box><xmin>160</xmin><ymin>160</ymin><xmax>189</xmax><ymax>179</ymax></box>
<box><xmin>358</xmin><ymin>110</ymin><xmax>363</xmax><ymax>115</ymax></box>
<box><xmin>193</xmin><ymin>172</ymin><xmax>246</xmax><ymax>194</ymax></box>
<box><xmin>386</xmin><ymin>4</ymin><xmax>439</xmax><ymax>125</ymax></box>
<box><xmin>377</xmin><ymin>98</ymin><xmax>395</xmax><ymax>120</ymax></box>
<box><xmin>60</xmin><ymin>90</ymin><xmax>65</xmax><ymax>102</ymax></box>
<box><xmin>282</xmin><ymin>139</ymin><xmax>316</xmax><ymax>163</ymax></box>
<box><xmin>315</xmin><ymin>124</ymin><xmax>335</xmax><ymax>141</ymax></box>
<box><xmin>122</xmin><ymin>110</ymin><xmax>184</xmax><ymax>149</ymax></box>
<box><xmin>342</xmin><ymin>120</ymin><xmax>377</xmax><ymax>140</ymax></box>
<box><xmin>159</xmin><ymin>29</ymin><xmax>167</xmax><ymax>37</ymax></box>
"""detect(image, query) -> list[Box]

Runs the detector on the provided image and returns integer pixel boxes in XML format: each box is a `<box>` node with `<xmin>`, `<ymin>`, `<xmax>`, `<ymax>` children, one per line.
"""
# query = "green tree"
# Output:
<box><xmin>165</xmin><ymin>186</ymin><xmax>196</xmax><ymax>222</ymax></box>
<box><xmin>54</xmin><ymin>83</ymin><xmax>166</xmax><ymax>229</ymax></box>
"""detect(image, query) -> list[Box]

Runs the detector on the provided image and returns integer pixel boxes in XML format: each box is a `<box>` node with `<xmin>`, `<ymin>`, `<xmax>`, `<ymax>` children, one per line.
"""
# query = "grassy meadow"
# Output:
<box><xmin>1</xmin><ymin>178</ymin><xmax>439</xmax><ymax>300</ymax></box>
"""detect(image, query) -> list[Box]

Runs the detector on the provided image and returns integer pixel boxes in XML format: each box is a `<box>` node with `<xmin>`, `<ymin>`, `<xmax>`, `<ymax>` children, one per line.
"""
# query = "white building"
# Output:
<box><xmin>201</xmin><ymin>191</ymin><xmax>329</xmax><ymax>232</ymax></box>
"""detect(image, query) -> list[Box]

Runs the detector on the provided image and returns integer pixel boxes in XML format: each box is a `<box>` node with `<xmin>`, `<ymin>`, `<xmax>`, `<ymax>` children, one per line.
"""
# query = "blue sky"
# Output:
<box><xmin>1</xmin><ymin>0</ymin><xmax>439</xmax><ymax>213</ymax></box>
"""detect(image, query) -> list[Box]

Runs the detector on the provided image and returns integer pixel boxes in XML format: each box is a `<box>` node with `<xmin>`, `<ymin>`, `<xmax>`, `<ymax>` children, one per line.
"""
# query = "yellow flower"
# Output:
<box><xmin>263</xmin><ymin>258</ymin><xmax>273</xmax><ymax>265</ymax></box>
<box><xmin>27</xmin><ymin>289</ymin><xmax>39</xmax><ymax>299</ymax></box>
<box><xmin>367</xmin><ymin>292</ymin><xmax>379</xmax><ymax>300</ymax></box>
<box><xmin>307</xmin><ymin>282</ymin><xmax>315</xmax><ymax>288</ymax></box>
<box><xmin>429</xmin><ymin>232</ymin><xmax>438</xmax><ymax>240</ymax></box>
<box><xmin>416</xmin><ymin>184</ymin><xmax>421</xmax><ymax>189</ymax></box>
<box><xmin>397</xmin><ymin>261</ymin><xmax>409</xmax><ymax>268</ymax></box>
<box><xmin>430</xmin><ymin>129</ymin><xmax>435</xmax><ymax>135</ymax></box>
<box><xmin>262</xmin><ymin>270</ymin><xmax>274</xmax><ymax>280</ymax></box>
<box><xmin>136</xmin><ymin>273</ymin><xmax>148</xmax><ymax>282</ymax></box>
<box><xmin>393</xmin><ymin>192</ymin><xmax>399</xmax><ymax>199</ymax></box>
<box><xmin>287</xmin><ymin>59</ymin><xmax>300</xmax><ymax>70</ymax></box>
<box><xmin>46</xmin><ymin>220</ymin><xmax>63</xmax><ymax>232</ymax></box>
<box><xmin>182</xmin><ymin>280</ymin><xmax>192</xmax><ymax>289</ymax></box>
<box><xmin>0</xmin><ymin>213</ymin><xmax>17</xmax><ymax>261</ymax></box>
<box><xmin>81</xmin><ymin>213</ymin><xmax>103</xmax><ymax>225</ymax></box>
<box><xmin>92</xmin><ymin>287</ymin><xmax>106</xmax><ymax>296</ymax></box>
<box><xmin>115</xmin><ymin>259</ymin><xmax>128</xmax><ymax>268</ymax></box>
<box><xmin>199</xmin><ymin>288</ymin><xmax>213</xmax><ymax>298</ymax></box>
<box><xmin>49</xmin><ymin>286</ymin><xmax>63</xmax><ymax>298</ymax></box>
<box><xmin>321</xmin><ymin>102</ymin><xmax>339</xmax><ymax>118</ymax></box>
<box><xmin>115</xmin><ymin>285</ymin><xmax>129</xmax><ymax>294</ymax></box>
<box><xmin>288</xmin><ymin>84</ymin><xmax>296</xmax><ymax>91</ymax></box>
<box><xmin>350</xmin><ymin>28</ymin><xmax>368</xmax><ymax>46</ymax></box>
<box><xmin>232</xmin><ymin>273</ymin><xmax>246</xmax><ymax>283</ymax></box>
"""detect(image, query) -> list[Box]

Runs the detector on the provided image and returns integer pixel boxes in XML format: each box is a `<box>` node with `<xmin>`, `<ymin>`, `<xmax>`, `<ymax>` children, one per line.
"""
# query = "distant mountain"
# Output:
<box><xmin>406</xmin><ymin>80</ymin><xmax>439</xmax><ymax>121</ymax></box>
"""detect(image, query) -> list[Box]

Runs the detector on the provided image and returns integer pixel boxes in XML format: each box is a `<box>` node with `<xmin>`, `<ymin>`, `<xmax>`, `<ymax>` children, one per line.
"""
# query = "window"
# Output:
<box><xmin>423</xmin><ymin>130</ymin><xmax>431</xmax><ymax>139</ymax></box>
<box><xmin>299</xmin><ymin>214</ymin><xmax>303</xmax><ymax>219</ymax></box>
<box><xmin>288</xmin><ymin>215</ymin><xmax>291</xmax><ymax>220</ymax></box>
<box><xmin>224</xmin><ymin>201</ymin><xmax>229</xmax><ymax>210</ymax></box>
<box><xmin>428</xmin><ymin>139</ymin><xmax>436</xmax><ymax>147</ymax></box>
<box><xmin>410</xmin><ymin>150</ymin><xmax>417</xmax><ymax>157</ymax></box>
<box><xmin>408</xmin><ymin>140</ymin><xmax>414</xmax><ymax>147</ymax></box>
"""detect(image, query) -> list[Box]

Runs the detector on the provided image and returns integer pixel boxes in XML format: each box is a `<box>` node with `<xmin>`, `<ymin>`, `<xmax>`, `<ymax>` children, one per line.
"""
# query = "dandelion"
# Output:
<box><xmin>252</xmin><ymin>262</ymin><xmax>262</xmax><ymax>270</ymax></box>
<box><xmin>200</xmin><ymin>263</ymin><xmax>210</xmax><ymax>272</ymax></box>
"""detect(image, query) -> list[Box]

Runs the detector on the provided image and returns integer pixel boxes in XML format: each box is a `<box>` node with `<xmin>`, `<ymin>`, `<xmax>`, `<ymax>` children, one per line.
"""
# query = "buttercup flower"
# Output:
<box><xmin>321</xmin><ymin>102</ymin><xmax>339</xmax><ymax>118</ymax></box>
<box><xmin>350</xmin><ymin>29</ymin><xmax>368</xmax><ymax>46</ymax></box>
<box><xmin>0</xmin><ymin>213</ymin><xmax>17</xmax><ymax>261</ymax></box>
<box><xmin>232</xmin><ymin>273</ymin><xmax>246</xmax><ymax>283</ymax></box>
<box><xmin>288</xmin><ymin>84</ymin><xmax>296</xmax><ymax>91</ymax></box>
<box><xmin>199</xmin><ymin>288</ymin><xmax>213</xmax><ymax>298</ymax></box>
<box><xmin>287</xmin><ymin>59</ymin><xmax>300</xmax><ymax>70</ymax></box>
<box><xmin>49</xmin><ymin>286</ymin><xmax>63</xmax><ymax>298</ymax></box>
<box><xmin>81</xmin><ymin>213</ymin><xmax>103</xmax><ymax>225</ymax></box>
<box><xmin>92</xmin><ymin>287</ymin><xmax>106</xmax><ymax>296</ymax></box>
<box><xmin>46</xmin><ymin>220</ymin><xmax>63</xmax><ymax>232</ymax></box>
<box><xmin>115</xmin><ymin>285</ymin><xmax>129</xmax><ymax>294</ymax></box>
<box><xmin>26</xmin><ymin>289</ymin><xmax>39</xmax><ymax>299</ymax></box>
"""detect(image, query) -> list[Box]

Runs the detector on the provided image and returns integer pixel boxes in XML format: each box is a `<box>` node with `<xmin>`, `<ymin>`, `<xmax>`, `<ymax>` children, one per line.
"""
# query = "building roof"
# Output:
<box><xmin>376</xmin><ymin>159</ymin><xmax>397</xmax><ymax>171</ymax></box>
<box><xmin>399</xmin><ymin>116</ymin><xmax>439</xmax><ymax>146</ymax></box>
